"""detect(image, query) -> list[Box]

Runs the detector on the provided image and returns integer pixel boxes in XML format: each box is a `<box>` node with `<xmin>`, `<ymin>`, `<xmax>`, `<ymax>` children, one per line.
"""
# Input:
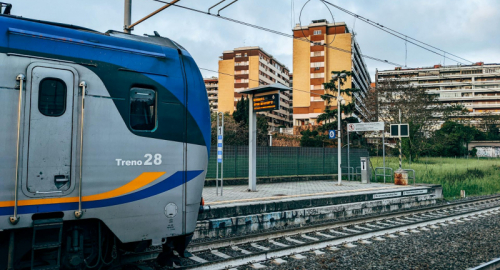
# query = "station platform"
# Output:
<box><xmin>194</xmin><ymin>180</ymin><xmax>443</xmax><ymax>240</ymax></box>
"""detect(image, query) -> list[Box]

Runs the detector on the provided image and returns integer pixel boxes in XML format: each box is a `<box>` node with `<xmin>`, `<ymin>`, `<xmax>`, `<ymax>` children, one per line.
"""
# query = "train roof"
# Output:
<box><xmin>0</xmin><ymin>13</ymin><xmax>188</xmax><ymax>57</ymax></box>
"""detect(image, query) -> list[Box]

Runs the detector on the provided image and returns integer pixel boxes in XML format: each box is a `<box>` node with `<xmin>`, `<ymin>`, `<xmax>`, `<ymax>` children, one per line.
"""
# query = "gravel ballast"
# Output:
<box><xmin>241</xmin><ymin>211</ymin><xmax>500</xmax><ymax>270</ymax></box>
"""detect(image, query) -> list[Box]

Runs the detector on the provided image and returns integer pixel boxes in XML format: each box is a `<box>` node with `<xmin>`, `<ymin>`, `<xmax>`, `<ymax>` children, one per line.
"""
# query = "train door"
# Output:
<box><xmin>25</xmin><ymin>66</ymin><xmax>77</xmax><ymax>195</ymax></box>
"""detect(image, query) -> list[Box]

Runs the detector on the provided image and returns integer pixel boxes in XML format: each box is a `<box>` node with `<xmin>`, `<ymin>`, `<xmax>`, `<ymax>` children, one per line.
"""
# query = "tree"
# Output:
<box><xmin>233</xmin><ymin>96</ymin><xmax>248</xmax><ymax>125</ymax></box>
<box><xmin>376</xmin><ymin>78</ymin><xmax>467</xmax><ymax>159</ymax></box>
<box><xmin>299</xmin><ymin>71</ymin><xmax>361</xmax><ymax>147</ymax></box>
<box><xmin>477</xmin><ymin>112</ymin><xmax>500</xmax><ymax>140</ymax></box>
<box><xmin>227</xmin><ymin>97</ymin><xmax>270</xmax><ymax>146</ymax></box>
<box><xmin>300</xmin><ymin>130</ymin><xmax>324</xmax><ymax>147</ymax></box>
<box><xmin>211</xmin><ymin>112</ymin><xmax>247</xmax><ymax>146</ymax></box>
<box><xmin>432</xmin><ymin>121</ymin><xmax>482</xmax><ymax>157</ymax></box>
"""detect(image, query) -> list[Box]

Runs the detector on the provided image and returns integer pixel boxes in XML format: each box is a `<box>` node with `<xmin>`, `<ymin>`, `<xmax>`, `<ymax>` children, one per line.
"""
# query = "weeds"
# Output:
<box><xmin>371</xmin><ymin>157</ymin><xmax>500</xmax><ymax>199</ymax></box>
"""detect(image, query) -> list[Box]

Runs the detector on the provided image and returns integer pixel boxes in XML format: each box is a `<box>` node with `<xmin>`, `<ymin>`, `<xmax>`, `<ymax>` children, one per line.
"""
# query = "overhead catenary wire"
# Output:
<box><xmin>321</xmin><ymin>0</ymin><xmax>474</xmax><ymax>65</ymax></box>
<box><xmin>200</xmin><ymin>67</ymin><xmax>332</xmax><ymax>98</ymax></box>
<box><xmin>153</xmin><ymin>0</ymin><xmax>500</xmax><ymax>94</ymax></box>
<box><xmin>151</xmin><ymin>0</ymin><xmax>405</xmax><ymax>67</ymax></box>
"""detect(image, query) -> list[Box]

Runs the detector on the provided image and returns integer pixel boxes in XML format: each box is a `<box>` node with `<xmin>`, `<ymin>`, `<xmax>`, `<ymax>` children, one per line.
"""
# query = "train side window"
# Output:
<box><xmin>38</xmin><ymin>78</ymin><xmax>67</xmax><ymax>117</ymax></box>
<box><xmin>130</xmin><ymin>88</ymin><xmax>157</xmax><ymax>131</ymax></box>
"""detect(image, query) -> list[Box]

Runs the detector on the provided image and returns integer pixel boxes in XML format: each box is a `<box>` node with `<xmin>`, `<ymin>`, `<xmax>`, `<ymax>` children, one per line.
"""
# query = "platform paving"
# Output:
<box><xmin>203</xmin><ymin>180</ymin><xmax>414</xmax><ymax>206</ymax></box>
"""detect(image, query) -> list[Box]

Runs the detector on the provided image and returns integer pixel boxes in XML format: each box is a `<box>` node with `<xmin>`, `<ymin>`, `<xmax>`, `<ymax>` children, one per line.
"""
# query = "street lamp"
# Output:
<box><xmin>331</xmin><ymin>73</ymin><xmax>347</xmax><ymax>185</ymax></box>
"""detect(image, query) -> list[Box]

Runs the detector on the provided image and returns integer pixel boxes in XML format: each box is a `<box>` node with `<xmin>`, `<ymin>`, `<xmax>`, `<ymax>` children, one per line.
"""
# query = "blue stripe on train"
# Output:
<box><xmin>0</xmin><ymin>170</ymin><xmax>203</xmax><ymax>216</ymax></box>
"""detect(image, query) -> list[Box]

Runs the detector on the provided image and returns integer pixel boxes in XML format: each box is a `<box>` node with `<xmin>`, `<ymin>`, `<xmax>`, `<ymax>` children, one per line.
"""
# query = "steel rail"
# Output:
<box><xmin>470</xmin><ymin>257</ymin><xmax>500</xmax><ymax>270</ymax></box>
<box><xmin>186</xmin><ymin>203</ymin><xmax>500</xmax><ymax>270</ymax></box>
<box><xmin>119</xmin><ymin>195</ymin><xmax>500</xmax><ymax>266</ymax></box>
<box><xmin>189</xmin><ymin>194</ymin><xmax>500</xmax><ymax>251</ymax></box>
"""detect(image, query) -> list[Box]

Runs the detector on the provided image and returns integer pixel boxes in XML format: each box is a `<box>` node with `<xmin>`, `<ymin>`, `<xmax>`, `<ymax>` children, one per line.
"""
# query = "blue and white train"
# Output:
<box><xmin>0</xmin><ymin>3</ymin><xmax>210</xmax><ymax>269</ymax></box>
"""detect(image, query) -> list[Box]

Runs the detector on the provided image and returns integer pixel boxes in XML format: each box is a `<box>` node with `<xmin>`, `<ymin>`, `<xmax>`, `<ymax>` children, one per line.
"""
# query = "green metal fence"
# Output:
<box><xmin>206</xmin><ymin>146</ymin><xmax>370</xmax><ymax>179</ymax></box>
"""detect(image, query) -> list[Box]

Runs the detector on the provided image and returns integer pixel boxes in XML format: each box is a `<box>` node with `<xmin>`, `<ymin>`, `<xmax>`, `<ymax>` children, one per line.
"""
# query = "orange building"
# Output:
<box><xmin>292</xmin><ymin>20</ymin><xmax>371</xmax><ymax>126</ymax></box>
<box><xmin>218</xmin><ymin>46</ymin><xmax>293</xmax><ymax>128</ymax></box>
<box><xmin>204</xmin><ymin>77</ymin><xmax>219</xmax><ymax>112</ymax></box>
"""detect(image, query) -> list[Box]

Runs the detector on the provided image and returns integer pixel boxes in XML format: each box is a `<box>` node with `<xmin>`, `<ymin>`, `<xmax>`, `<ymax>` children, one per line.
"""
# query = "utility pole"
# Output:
<box><xmin>124</xmin><ymin>0</ymin><xmax>132</xmax><ymax>33</ymax></box>
<box><xmin>332</xmin><ymin>73</ymin><xmax>347</xmax><ymax>186</ymax></box>
<box><xmin>399</xmin><ymin>109</ymin><xmax>402</xmax><ymax>170</ymax></box>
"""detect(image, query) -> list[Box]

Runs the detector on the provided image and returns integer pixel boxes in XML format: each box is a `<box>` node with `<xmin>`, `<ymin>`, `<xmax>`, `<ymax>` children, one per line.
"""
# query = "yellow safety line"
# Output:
<box><xmin>206</xmin><ymin>185</ymin><xmax>408</xmax><ymax>205</ymax></box>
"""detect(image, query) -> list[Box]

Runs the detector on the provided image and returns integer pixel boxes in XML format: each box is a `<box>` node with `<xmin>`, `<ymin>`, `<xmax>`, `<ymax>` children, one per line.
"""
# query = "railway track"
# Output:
<box><xmin>471</xmin><ymin>258</ymin><xmax>500</xmax><ymax>270</ymax></box>
<box><xmin>124</xmin><ymin>195</ymin><xmax>500</xmax><ymax>269</ymax></box>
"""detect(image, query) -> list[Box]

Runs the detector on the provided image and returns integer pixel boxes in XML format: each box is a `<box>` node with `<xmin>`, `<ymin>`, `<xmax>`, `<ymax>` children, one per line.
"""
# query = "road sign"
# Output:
<box><xmin>347</xmin><ymin>122</ymin><xmax>384</xmax><ymax>132</ymax></box>
<box><xmin>328</xmin><ymin>130</ymin><xmax>336</xmax><ymax>139</ymax></box>
<box><xmin>217</xmin><ymin>125</ymin><xmax>224</xmax><ymax>163</ymax></box>
<box><xmin>253</xmin><ymin>93</ymin><xmax>280</xmax><ymax>112</ymax></box>
<box><xmin>390</xmin><ymin>124</ymin><xmax>409</xmax><ymax>137</ymax></box>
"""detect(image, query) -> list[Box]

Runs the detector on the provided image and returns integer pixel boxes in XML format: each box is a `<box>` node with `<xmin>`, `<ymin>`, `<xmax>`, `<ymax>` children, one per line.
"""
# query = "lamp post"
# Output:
<box><xmin>332</xmin><ymin>73</ymin><xmax>347</xmax><ymax>185</ymax></box>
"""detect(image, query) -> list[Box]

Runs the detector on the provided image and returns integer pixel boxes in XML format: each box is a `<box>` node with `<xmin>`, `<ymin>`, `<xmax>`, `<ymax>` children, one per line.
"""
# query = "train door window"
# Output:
<box><xmin>130</xmin><ymin>88</ymin><xmax>157</xmax><ymax>131</ymax></box>
<box><xmin>38</xmin><ymin>78</ymin><xmax>67</xmax><ymax>116</ymax></box>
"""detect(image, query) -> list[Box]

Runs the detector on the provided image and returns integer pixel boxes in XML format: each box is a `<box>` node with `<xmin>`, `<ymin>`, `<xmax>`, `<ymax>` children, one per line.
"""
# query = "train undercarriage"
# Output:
<box><xmin>0</xmin><ymin>217</ymin><xmax>192</xmax><ymax>269</ymax></box>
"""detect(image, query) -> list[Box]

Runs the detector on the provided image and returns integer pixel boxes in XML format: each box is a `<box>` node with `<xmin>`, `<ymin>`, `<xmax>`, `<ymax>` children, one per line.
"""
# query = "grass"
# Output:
<box><xmin>371</xmin><ymin>157</ymin><xmax>500</xmax><ymax>199</ymax></box>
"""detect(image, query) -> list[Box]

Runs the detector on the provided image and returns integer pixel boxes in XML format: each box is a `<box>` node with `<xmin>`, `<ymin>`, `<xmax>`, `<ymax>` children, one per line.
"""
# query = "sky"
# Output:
<box><xmin>8</xmin><ymin>0</ymin><xmax>500</xmax><ymax>81</ymax></box>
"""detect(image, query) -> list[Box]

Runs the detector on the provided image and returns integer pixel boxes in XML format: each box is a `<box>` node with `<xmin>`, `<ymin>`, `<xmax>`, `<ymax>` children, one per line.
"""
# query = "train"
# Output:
<box><xmin>0</xmin><ymin>3</ymin><xmax>210</xmax><ymax>269</ymax></box>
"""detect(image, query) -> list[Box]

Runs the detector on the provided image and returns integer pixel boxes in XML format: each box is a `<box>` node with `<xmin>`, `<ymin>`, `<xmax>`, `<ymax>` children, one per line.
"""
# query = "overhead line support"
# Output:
<box><xmin>125</xmin><ymin>0</ymin><xmax>181</xmax><ymax>32</ymax></box>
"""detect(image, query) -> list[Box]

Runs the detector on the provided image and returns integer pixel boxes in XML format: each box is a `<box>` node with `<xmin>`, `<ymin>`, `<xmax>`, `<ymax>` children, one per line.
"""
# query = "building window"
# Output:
<box><xmin>310</xmin><ymin>84</ymin><xmax>324</xmax><ymax>90</ymax></box>
<box><xmin>311</xmin><ymin>51</ymin><xmax>325</xmax><ymax>57</ymax></box>
<box><xmin>310</xmin><ymin>73</ymin><xmax>325</xmax><ymax>78</ymax></box>
<box><xmin>38</xmin><ymin>78</ymin><xmax>67</xmax><ymax>117</ymax></box>
<box><xmin>311</xmin><ymin>40</ymin><xmax>325</xmax><ymax>46</ymax></box>
<box><xmin>313</xmin><ymin>30</ymin><xmax>322</xmax><ymax>35</ymax></box>
<box><xmin>244</xmin><ymin>53</ymin><xmax>248</xmax><ymax>57</ymax></box>
<box><xmin>235</xmin><ymin>53</ymin><xmax>241</xmax><ymax>58</ymax></box>
<box><xmin>130</xmin><ymin>88</ymin><xmax>156</xmax><ymax>131</ymax></box>
<box><xmin>311</xmin><ymin>62</ymin><xmax>325</xmax><ymax>68</ymax></box>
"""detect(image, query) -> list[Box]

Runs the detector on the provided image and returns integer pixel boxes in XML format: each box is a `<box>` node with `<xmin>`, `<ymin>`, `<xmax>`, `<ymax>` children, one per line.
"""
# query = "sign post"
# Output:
<box><xmin>236</xmin><ymin>83</ymin><xmax>290</xmax><ymax>192</ymax></box>
<box><xmin>216</xmin><ymin>112</ymin><xmax>224</xmax><ymax>195</ymax></box>
<box><xmin>390</xmin><ymin>123</ymin><xmax>410</xmax><ymax>170</ymax></box>
<box><xmin>347</xmin><ymin>122</ymin><xmax>385</xmax><ymax>182</ymax></box>
<box><xmin>328</xmin><ymin>130</ymin><xmax>336</xmax><ymax>139</ymax></box>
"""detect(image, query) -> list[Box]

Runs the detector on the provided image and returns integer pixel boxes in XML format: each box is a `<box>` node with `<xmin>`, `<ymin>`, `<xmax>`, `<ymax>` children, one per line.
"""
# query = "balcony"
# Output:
<box><xmin>473</xmin><ymin>103</ymin><xmax>500</xmax><ymax>108</ymax></box>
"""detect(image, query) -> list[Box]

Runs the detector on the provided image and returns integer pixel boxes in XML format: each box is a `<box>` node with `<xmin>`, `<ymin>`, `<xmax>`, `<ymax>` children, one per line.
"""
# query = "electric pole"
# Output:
<box><xmin>124</xmin><ymin>0</ymin><xmax>132</xmax><ymax>33</ymax></box>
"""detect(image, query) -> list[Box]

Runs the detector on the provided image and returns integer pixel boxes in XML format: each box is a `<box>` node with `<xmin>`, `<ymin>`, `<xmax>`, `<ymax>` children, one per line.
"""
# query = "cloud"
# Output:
<box><xmin>10</xmin><ymin>0</ymin><xmax>500</xmax><ymax>80</ymax></box>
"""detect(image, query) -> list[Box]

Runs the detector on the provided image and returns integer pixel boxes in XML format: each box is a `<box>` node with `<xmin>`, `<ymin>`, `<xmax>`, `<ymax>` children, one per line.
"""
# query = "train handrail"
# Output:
<box><xmin>75</xmin><ymin>81</ymin><xmax>86</xmax><ymax>219</ymax></box>
<box><xmin>10</xmin><ymin>74</ymin><xmax>25</xmax><ymax>225</ymax></box>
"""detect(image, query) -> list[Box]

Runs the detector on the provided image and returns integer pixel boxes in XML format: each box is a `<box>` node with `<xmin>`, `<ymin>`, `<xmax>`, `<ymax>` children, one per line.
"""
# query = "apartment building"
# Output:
<box><xmin>292</xmin><ymin>19</ymin><xmax>372</xmax><ymax>126</ymax></box>
<box><xmin>376</xmin><ymin>63</ymin><xmax>500</xmax><ymax>119</ymax></box>
<box><xmin>218</xmin><ymin>46</ymin><xmax>293</xmax><ymax>128</ymax></box>
<box><xmin>204</xmin><ymin>76</ymin><xmax>219</xmax><ymax>112</ymax></box>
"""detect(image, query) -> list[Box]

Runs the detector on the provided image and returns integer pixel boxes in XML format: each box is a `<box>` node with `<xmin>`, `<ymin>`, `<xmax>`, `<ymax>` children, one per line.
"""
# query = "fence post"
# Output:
<box><xmin>323</xmin><ymin>147</ymin><xmax>326</xmax><ymax>175</ymax></box>
<box><xmin>234</xmin><ymin>146</ymin><xmax>238</xmax><ymax>178</ymax></box>
<box><xmin>296</xmin><ymin>147</ymin><xmax>300</xmax><ymax>176</ymax></box>
<box><xmin>267</xmin><ymin>146</ymin><xmax>270</xmax><ymax>177</ymax></box>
